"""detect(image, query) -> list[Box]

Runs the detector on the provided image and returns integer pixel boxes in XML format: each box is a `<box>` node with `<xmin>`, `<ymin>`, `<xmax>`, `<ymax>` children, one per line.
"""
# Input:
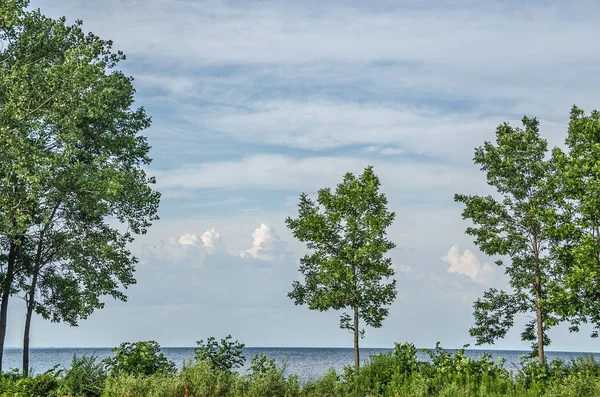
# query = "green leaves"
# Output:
<box><xmin>104</xmin><ymin>341</ymin><xmax>176</xmax><ymax>377</ymax></box>
<box><xmin>550</xmin><ymin>106</ymin><xmax>600</xmax><ymax>337</ymax></box>
<box><xmin>287</xmin><ymin>166</ymin><xmax>397</xmax><ymax>367</ymax></box>
<box><xmin>0</xmin><ymin>2</ymin><xmax>159</xmax><ymax>371</ymax></box>
<box><xmin>456</xmin><ymin>116</ymin><xmax>559</xmax><ymax>364</ymax></box>
<box><xmin>194</xmin><ymin>335</ymin><xmax>246</xmax><ymax>372</ymax></box>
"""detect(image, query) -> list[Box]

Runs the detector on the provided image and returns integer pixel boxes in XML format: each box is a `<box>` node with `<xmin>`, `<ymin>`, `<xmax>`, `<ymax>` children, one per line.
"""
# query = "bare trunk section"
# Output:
<box><xmin>353</xmin><ymin>305</ymin><xmax>359</xmax><ymax>371</ymax></box>
<box><xmin>22</xmin><ymin>237</ymin><xmax>44</xmax><ymax>377</ymax></box>
<box><xmin>532</xmin><ymin>226</ymin><xmax>545</xmax><ymax>366</ymax></box>
<box><xmin>0</xmin><ymin>242</ymin><xmax>17</xmax><ymax>373</ymax></box>
<box><xmin>535</xmin><ymin>289</ymin><xmax>545</xmax><ymax>366</ymax></box>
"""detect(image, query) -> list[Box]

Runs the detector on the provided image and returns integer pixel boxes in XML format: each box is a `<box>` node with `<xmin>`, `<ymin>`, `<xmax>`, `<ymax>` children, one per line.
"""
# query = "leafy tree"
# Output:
<box><xmin>194</xmin><ymin>335</ymin><xmax>246</xmax><ymax>372</ymax></box>
<box><xmin>286</xmin><ymin>166</ymin><xmax>397</xmax><ymax>371</ymax></box>
<box><xmin>551</xmin><ymin>106</ymin><xmax>600</xmax><ymax>337</ymax></box>
<box><xmin>0</xmin><ymin>3</ymin><xmax>159</xmax><ymax>373</ymax></box>
<box><xmin>455</xmin><ymin>116</ymin><xmax>560</xmax><ymax>365</ymax></box>
<box><xmin>104</xmin><ymin>341</ymin><xmax>176</xmax><ymax>376</ymax></box>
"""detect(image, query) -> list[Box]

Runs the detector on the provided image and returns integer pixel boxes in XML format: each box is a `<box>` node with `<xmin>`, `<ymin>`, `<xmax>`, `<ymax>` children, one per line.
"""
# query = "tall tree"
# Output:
<box><xmin>551</xmin><ymin>106</ymin><xmax>600</xmax><ymax>338</ymax></box>
<box><xmin>455</xmin><ymin>117</ymin><xmax>560</xmax><ymax>365</ymax></box>
<box><xmin>0</xmin><ymin>3</ymin><xmax>159</xmax><ymax>372</ymax></box>
<box><xmin>286</xmin><ymin>166</ymin><xmax>397</xmax><ymax>371</ymax></box>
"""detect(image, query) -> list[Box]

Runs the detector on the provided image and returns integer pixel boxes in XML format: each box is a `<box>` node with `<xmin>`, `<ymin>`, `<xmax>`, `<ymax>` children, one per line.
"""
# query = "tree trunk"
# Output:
<box><xmin>0</xmin><ymin>242</ymin><xmax>17</xmax><ymax>373</ymax></box>
<box><xmin>535</xmin><ymin>285</ymin><xmax>545</xmax><ymax>366</ymax></box>
<box><xmin>22</xmin><ymin>238</ymin><xmax>44</xmax><ymax>377</ymax></box>
<box><xmin>531</xmin><ymin>224</ymin><xmax>544</xmax><ymax>366</ymax></box>
<box><xmin>22</xmin><ymin>293</ymin><xmax>34</xmax><ymax>377</ymax></box>
<box><xmin>353</xmin><ymin>305</ymin><xmax>359</xmax><ymax>371</ymax></box>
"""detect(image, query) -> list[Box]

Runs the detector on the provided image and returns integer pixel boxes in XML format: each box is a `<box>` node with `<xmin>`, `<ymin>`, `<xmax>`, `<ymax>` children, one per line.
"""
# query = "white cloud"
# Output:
<box><xmin>363</xmin><ymin>145</ymin><xmax>405</xmax><ymax>156</ymax></box>
<box><xmin>187</xmin><ymin>100</ymin><xmax>511</xmax><ymax>158</ymax></box>
<box><xmin>242</xmin><ymin>223</ymin><xmax>288</xmax><ymax>261</ymax></box>
<box><xmin>393</xmin><ymin>263</ymin><xmax>414</xmax><ymax>274</ymax></box>
<box><xmin>441</xmin><ymin>245</ymin><xmax>494</xmax><ymax>285</ymax></box>
<box><xmin>201</xmin><ymin>228</ymin><xmax>226</xmax><ymax>254</ymax></box>
<box><xmin>37</xmin><ymin>0</ymin><xmax>600</xmax><ymax>69</ymax></box>
<box><xmin>177</xmin><ymin>233</ymin><xmax>198</xmax><ymax>246</ymax></box>
<box><xmin>379</xmin><ymin>147</ymin><xmax>406</xmax><ymax>156</ymax></box>
<box><xmin>154</xmin><ymin>154</ymin><xmax>478</xmax><ymax>193</ymax></box>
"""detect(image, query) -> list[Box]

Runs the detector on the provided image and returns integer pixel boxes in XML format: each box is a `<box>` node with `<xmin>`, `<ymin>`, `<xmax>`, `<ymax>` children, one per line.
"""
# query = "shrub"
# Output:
<box><xmin>103</xmin><ymin>372</ymin><xmax>184</xmax><ymax>397</ymax></box>
<box><xmin>194</xmin><ymin>335</ymin><xmax>245</xmax><ymax>372</ymax></box>
<box><xmin>249</xmin><ymin>354</ymin><xmax>277</xmax><ymax>376</ymax></box>
<box><xmin>59</xmin><ymin>354</ymin><xmax>107</xmax><ymax>397</ymax></box>
<box><xmin>0</xmin><ymin>366</ymin><xmax>61</xmax><ymax>397</ymax></box>
<box><xmin>302</xmin><ymin>368</ymin><xmax>344</xmax><ymax>396</ymax></box>
<box><xmin>180</xmin><ymin>359</ymin><xmax>239</xmax><ymax>396</ymax></box>
<box><xmin>104</xmin><ymin>340</ymin><xmax>177</xmax><ymax>376</ymax></box>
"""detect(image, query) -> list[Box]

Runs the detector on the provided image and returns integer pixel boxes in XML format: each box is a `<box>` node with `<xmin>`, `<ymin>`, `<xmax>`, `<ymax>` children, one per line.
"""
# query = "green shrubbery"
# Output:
<box><xmin>3</xmin><ymin>340</ymin><xmax>600</xmax><ymax>396</ymax></box>
<box><xmin>104</xmin><ymin>341</ymin><xmax>177</xmax><ymax>377</ymax></box>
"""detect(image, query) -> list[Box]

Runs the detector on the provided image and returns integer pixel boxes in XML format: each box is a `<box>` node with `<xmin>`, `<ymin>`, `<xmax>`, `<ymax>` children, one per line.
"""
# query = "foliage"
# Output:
<box><xmin>286</xmin><ymin>166</ymin><xmax>397</xmax><ymax>369</ymax></box>
<box><xmin>58</xmin><ymin>353</ymin><xmax>106</xmax><ymax>397</ymax></box>
<box><xmin>249</xmin><ymin>354</ymin><xmax>277</xmax><ymax>376</ymax></box>
<box><xmin>455</xmin><ymin>116</ymin><xmax>561</xmax><ymax>364</ymax></box>
<box><xmin>0</xmin><ymin>0</ymin><xmax>159</xmax><ymax>374</ymax></box>
<box><xmin>194</xmin><ymin>335</ymin><xmax>246</xmax><ymax>372</ymax></box>
<box><xmin>104</xmin><ymin>341</ymin><xmax>176</xmax><ymax>377</ymax></box>
<box><xmin>102</xmin><ymin>372</ymin><xmax>184</xmax><ymax>397</ymax></box>
<box><xmin>3</xmin><ymin>341</ymin><xmax>600</xmax><ymax>396</ymax></box>
<box><xmin>0</xmin><ymin>366</ymin><xmax>61</xmax><ymax>397</ymax></box>
<box><xmin>551</xmin><ymin>106</ymin><xmax>600</xmax><ymax>338</ymax></box>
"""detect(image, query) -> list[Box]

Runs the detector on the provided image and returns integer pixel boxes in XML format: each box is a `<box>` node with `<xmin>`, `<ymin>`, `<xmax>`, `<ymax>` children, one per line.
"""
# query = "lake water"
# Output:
<box><xmin>4</xmin><ymin>347</ymin><xmax>600</xmax><ymax>384</ymax></box>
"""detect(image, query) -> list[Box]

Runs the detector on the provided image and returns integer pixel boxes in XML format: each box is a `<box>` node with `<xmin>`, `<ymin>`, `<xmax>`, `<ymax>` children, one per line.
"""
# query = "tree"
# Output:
<box><xmin>286</xmin><ymin>166</ymin><xmax>397</xmax><ymax>371</ymax></box>
<box><xmin>551</xmin><ymin>106</ymin><xmax>600</xmax><ymax>338</ymax></box>
<box><xmin>455</xmin><ymin>116</ymin><xmax>560</xmax><ymax>365</ymax></box>
<box><xmin>0</xmin><ymin>3</ymin><xmax>159</xmax><ymax>373</ymax></box>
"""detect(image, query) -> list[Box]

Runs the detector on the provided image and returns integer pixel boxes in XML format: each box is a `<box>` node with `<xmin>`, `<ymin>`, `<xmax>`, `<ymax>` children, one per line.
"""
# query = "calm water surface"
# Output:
<box><xmin>4</xmin><ymin>347</ymin><xmax>600</xmax><ymax>384</ymax></box>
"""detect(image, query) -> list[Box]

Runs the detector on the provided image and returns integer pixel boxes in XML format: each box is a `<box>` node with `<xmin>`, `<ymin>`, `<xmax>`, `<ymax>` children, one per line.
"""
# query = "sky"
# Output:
<box><xmin>7</xmin><ymin>0</ymin><xmax>600</xmax><ymax>352</ymax></box>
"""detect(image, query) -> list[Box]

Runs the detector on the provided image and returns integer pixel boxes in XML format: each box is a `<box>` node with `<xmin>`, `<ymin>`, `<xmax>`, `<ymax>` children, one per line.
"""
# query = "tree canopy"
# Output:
<box><xmin>455</xmin><ymin>116</ymin><xmax>560</xmax><ymax>365</ymax></box>
<box><xmin>0</xmin><ymin>1</ymin><xmax>160</xmax><ymax>373</ymax></box>
<box><xmin>287</xmin><ymin>166</ymin><xmax>397</xmax><ymax>370</ymax></box>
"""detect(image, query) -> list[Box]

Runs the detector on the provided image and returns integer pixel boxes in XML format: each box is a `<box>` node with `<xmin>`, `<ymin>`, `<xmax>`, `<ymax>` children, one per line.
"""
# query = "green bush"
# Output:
<box><xmin>194</xmin><ymin>335</ymin><xmax>245</xmax><ymax>372</ymax></box>
<box><xmin>301</xmin><ymin>368</ymin><xmax>344</xmax><ymax>396</ymax></box>
<box><xmin>103</xmin><ymin>340</ymin><xmax>176</xmax><ymax>376</ymax></box>
<box><xmin>102</xmin><ymin>372</ymin><xmax>184</xmax><ymax>397</ymax></box>
<box><xmin>59</xmin><ymin>354</ymin><xmax>107</xmax><ymax>397</ymax></box>
<box><xmin>179</xmin><ymin>359</ymin><xmax>240</xmax><ymax>396</ymax></box>
<box><xmin>249</xmin><ymin>354</ymin><xmax>277</xmax><ymax>376</ymax></box>
<box><xmin>0</xmin><ymin>366</ymin><xmax>61</xmax><ymax>397</ymax></box>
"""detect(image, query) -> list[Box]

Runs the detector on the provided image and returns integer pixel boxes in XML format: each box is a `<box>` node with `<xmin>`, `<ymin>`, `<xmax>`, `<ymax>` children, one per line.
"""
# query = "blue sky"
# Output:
<box><xmin>7</xmin><ymin>0</ymin><xmax>600</xmax><ymax>351</ymax></box>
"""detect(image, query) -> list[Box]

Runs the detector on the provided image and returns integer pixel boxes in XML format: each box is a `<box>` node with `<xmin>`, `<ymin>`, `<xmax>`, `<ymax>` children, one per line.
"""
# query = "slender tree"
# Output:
<box><xmin>286</xmin><ymin>166</ymin><xmax>397</xmax><ymax>371</ymax></box>
<box><xmin>455</xmin><ymin>117</ymin><xmax>560</xmax><ymax>365</ymax></box>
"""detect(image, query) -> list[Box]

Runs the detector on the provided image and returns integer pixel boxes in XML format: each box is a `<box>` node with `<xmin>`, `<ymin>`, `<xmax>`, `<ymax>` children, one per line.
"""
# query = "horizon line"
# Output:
<box><xmin>5</xmin><ymin>346</ymin><xmax>600</xmax><ymax>354</ymax></box>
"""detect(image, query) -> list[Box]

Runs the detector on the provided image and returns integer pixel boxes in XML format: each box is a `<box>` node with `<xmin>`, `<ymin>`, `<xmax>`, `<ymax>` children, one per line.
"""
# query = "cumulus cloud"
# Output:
<box><xmin>201</xmin><ymin>228</ymin><xmax>225</xmax><ymax>253</ymax></box>
<box><xmin>242</xmin><ymin>223</ymin><xmax>288</xmax><ymax>261</ymax></box>
<box><xmin>441</xmin><ymin>245</ymin><xmax>494</xmax><ymax>285</ymax></box>
<box><xmin>177</xmin><ymin>233</ymin><xmax>198</xmax><ymax>246</ymax></box>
